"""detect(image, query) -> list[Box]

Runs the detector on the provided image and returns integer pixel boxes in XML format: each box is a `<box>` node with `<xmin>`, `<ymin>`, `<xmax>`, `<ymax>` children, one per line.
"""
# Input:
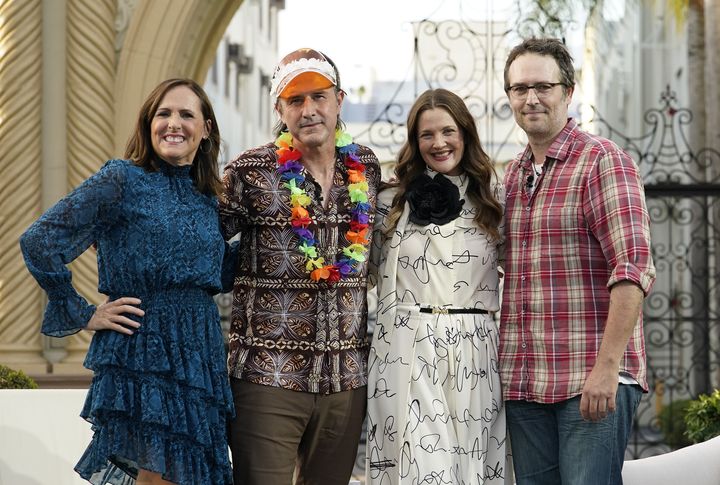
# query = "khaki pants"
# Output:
<box><xmin>229</xmin><ymin>379</ymin><xmax>366</xmax><ymax>485</ymax></box>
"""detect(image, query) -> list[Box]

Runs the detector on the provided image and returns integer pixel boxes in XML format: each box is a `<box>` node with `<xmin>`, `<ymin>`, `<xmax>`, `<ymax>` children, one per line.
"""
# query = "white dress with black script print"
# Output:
<box><xmin>366</xmin><ymin>172</ymin><xmax>511</xmax><ymax>485</ymax></box>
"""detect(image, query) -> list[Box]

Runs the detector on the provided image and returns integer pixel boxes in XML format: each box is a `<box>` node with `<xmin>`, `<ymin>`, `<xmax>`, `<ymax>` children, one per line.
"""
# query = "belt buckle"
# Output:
<box><xmin>432</xmin><ymin>306</ymin><xmax>449</xmax><ymax>314</ymax></box>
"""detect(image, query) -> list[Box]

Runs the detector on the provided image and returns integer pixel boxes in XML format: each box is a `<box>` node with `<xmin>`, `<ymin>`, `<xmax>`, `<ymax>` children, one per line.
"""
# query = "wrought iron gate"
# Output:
<box><xmin>218</xmin><ymin>11</ymin><xmax>719</xmax><ymax>466</ymax></box>
<box><xmin>350</xmin><ymin>18</ymin><xmax>720</xmax><ymax>459</ymax></box>
<box><xmin>588</xmin><ymin>86</ymin><xmax>720</xmax><ymax>456</ymax></box>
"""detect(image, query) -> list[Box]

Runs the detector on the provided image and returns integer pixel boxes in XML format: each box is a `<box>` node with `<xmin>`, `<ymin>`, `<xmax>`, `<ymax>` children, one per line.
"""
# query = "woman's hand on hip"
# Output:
<box><xmin>86</xmin><ymin>297</ymin><xmax>144</xmax><ymax>335</ymax></box>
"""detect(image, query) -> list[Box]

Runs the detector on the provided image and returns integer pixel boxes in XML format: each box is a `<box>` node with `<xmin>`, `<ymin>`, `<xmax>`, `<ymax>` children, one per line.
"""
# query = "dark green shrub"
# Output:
<box><xmin>658</xmin><ymin>398</ymin><xmax>693</xmax><ymax>449</ymax></box>
<box><xmin>0</xmin><ymin>364</ymin><xmax>39</xmax><ymax>389</ymax></box>
<box><xmin>684</xmin><ymin>389</ymin><xmax>720</xmax><ymax>444</ymax></box>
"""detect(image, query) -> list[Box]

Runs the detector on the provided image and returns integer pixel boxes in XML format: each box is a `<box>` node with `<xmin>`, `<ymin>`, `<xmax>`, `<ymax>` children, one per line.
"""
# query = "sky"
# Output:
<box><xmin>277</xmin><ymin>0</ymin><xmax>517</xmax><ymax>93</ymax></box>
<box><xmin>277</xmin><ymin>0</ymin><xmax>587</xmax><ymax>96</ymax></box>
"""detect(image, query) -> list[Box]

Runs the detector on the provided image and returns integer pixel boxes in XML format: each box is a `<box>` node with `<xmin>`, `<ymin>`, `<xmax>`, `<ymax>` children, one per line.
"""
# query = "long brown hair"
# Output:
<box><xmin>386</xmin><ymin>88</ymin><xmax>502</xmax><ymax>240</ymax></box>
<box><xmin>124</xmin><ymin>78</ymin><xmax>222</xmax><ymax>196</ymax></box>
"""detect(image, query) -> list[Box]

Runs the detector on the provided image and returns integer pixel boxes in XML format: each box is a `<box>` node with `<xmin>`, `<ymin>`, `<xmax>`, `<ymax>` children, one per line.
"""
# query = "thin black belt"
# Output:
<box><xmin>419</xmin><ymin>306</ymin><xmax>489</xmax><ymax>315</ymax></box>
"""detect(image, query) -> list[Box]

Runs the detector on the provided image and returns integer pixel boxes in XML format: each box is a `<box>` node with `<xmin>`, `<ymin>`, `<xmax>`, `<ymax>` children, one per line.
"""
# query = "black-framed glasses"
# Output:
<box><xmin>506</xmin><ymin>82</ymin><xmax>566</xmax><ymax>99</ymax></box>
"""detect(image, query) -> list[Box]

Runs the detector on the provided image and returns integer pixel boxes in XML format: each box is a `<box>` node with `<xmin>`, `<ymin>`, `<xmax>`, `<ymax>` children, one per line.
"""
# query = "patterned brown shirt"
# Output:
<box><xmin>220</xmin><ymin>142</ymin><xmax>380</xmax><ymax>394</ymax></box>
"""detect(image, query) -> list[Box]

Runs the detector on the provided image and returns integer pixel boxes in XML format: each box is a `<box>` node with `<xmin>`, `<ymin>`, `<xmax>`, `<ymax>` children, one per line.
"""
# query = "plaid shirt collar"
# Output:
<box><xmin>518</xmin><ymin>118</ymin><xmax>578</xmax><ymax>169</ymax></box>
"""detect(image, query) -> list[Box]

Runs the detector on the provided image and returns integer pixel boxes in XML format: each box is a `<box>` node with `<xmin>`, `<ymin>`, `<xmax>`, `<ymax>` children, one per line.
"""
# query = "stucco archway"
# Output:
<box><xmin>0</xmin><ymin>0</ymin><xmax>241</xmax><ymax>382</ymax></box>
<box><xmin>113</xmin><ymin>0</ymin><xmax>242</xmax><ymax>152</ymax></box>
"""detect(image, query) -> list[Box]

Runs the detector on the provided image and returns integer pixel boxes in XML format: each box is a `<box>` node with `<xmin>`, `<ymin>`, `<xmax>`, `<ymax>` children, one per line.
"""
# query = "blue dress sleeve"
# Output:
<box><xmin>19</xmin><ymin>160</ymin><xmax>126</xmax><ymax>337</ymax></box>
<box><xmin>219</xmin><ymin>240</ymin><xmax>241</xmax><ymax>293</ymax></box>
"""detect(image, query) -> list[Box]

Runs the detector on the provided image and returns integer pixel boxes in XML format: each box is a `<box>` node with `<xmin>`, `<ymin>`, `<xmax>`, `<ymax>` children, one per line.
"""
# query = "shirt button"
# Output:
<box><xmin>522</xmin><ymin>240</ymin><xmax>527</xmax><ymax>247</ymax></box>
<box><xmin>526</xmin><ymin>206</ymin><xmax>531</xmax><ymax>211</ymax></box>
<box><xmin>521</xmin><ymin>342</ymin><xmax>527</xmax><ymax>349</ymax></box>
<box><xmin>521</xmin><ymin>275</ymin><xmax>526</xmax><ymax>281</ymax></box>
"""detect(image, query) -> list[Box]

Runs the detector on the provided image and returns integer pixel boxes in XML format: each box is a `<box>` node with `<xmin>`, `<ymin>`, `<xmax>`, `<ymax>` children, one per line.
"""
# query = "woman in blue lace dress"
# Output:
<box><xmin>20</xmin><ymin>78</ymin><xmax>234</xmax><ymax>485</ymax></box>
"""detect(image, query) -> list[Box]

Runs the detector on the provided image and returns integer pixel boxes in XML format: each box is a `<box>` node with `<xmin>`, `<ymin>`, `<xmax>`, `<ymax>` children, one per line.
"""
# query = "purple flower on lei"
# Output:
<box><xmin>336</xmin><ymin>259</ymin><xmax>356</xmax><ymax>276</ymax></box>
<box><xmin>294</xmin><ymin>228</ymin><xmax>315</xmax><ymax>244</ymax></box>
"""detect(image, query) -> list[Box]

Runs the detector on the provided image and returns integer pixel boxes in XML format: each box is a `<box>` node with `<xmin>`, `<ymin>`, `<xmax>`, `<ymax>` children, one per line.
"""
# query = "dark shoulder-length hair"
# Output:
<box><xmin>385</xmin><ymin>88</ymin><xmax>502</xmax><ymax>240</ymax></box>
<box><xmin>124</xmin><ymin>78</ymin><xmax>222</xmax><ymax>196</ymax></box>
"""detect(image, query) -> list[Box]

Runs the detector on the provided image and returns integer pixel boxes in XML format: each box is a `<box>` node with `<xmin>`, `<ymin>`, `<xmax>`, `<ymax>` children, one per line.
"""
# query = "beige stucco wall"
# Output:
<box><xmin>0</xmin><ymin>0</ymin><xmax>241</xmax><ymax>382</ymax></box>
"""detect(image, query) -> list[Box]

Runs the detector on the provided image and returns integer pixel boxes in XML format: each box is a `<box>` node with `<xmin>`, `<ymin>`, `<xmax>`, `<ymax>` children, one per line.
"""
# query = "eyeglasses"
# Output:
<box><xmin>506</xmin><ymin>82</ymin><xmax>566</xmax><ymax>99</ymax></box>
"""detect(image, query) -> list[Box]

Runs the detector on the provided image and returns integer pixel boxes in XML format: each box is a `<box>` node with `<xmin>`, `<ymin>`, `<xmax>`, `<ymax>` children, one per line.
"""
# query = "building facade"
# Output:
<box><xmin>0</xmin><ymin>0</ymin><xmax>286</xmax><ymax>383</ymax></box>
<box><xmin>204</xmin><ymin>0</ymin><xmax>280</xmax><ymax>171</ymax></box>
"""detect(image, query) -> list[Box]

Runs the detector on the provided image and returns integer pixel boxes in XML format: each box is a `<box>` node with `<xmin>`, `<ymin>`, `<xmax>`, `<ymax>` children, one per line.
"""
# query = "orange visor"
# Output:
<box><xmin>279</xmin><ymin>72</ymin><xmax>335</xmax><ymax>99</ymax></box>
<box><xmin>270</xmin><ymin>48</ymin><xmax>338</xmax><ymax>102</ymax></box>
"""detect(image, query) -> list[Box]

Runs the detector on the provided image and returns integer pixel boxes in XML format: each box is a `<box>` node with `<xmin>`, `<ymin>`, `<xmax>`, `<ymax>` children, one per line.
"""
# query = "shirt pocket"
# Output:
<box><xmin>544</xmin><ymin>205</ymin><xmax>587</xmax><ymax>257</ymax></box>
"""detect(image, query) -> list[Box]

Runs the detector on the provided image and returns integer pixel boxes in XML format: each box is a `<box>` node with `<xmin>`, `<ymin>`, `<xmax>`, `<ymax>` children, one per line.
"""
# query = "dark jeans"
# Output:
<box><xmin>228</xmin><ymin>379</ymin><xmax>366</xmax><ymax>485</ymax></box>
<box><xmin>506</xmin><ymin>384</ymin><xmax>642</xmax><ymax>485</ymax></box>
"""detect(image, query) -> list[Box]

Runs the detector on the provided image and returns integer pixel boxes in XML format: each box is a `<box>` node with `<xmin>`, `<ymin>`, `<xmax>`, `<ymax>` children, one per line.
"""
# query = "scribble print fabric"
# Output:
<box><xmin>20</xmin><ymin>159</ymin><xmax>234</xmax><ymax>485</ymax></box>
<box><xmin>366</xmin><ymin>171</ymin><xmax>511</xmax><ymax>484</ymax></box>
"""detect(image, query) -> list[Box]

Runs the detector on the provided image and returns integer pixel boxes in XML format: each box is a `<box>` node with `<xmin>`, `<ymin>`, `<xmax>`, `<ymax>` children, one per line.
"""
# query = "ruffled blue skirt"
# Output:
<box><xmin>75</xmin><ymin>288</ymin><xmax>233</xmax><ymax>485</ymax></box>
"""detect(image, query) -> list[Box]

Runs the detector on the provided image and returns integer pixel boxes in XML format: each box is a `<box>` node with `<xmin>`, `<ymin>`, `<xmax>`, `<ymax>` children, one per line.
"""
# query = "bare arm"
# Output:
<box><xmin>580</xmin><ymin>281</ymin><xmax>644</xmax><ymax>421</ymax></box>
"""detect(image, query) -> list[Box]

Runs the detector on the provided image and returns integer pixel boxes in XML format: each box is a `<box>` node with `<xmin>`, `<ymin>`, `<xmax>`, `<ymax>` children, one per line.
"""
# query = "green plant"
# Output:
<box><xmin>684</xmin><ymin>389</ymin><xmax>720</xmax><ymax>444</ymax></box>
<box><xmin>0</xmin><ymin>364</ymin><xmax>38</xmax><ymax>389</ymax></box>
<box><xmin>658</xmin><ymin>398</ymin><xmax>693</xmax><ymax>449</ymax></box>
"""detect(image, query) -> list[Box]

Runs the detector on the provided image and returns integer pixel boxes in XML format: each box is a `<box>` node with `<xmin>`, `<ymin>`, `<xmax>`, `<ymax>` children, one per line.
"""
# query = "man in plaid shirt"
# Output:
<box><xmin>499</xmin><ymin>38</ymin><xmax>656</xmax><ymax>485</ymax></box>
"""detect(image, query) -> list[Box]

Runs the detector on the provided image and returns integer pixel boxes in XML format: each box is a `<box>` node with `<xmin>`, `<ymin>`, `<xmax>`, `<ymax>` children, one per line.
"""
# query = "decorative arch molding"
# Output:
<box><xmin>0</xmin><ymin>0</ymin><xmax>244</xmax><ymax>378</ymax></box>
<box><xmin>113</xmin><ymin>0</ymin><xmax>242</xmax><ymax>153</ymax></box>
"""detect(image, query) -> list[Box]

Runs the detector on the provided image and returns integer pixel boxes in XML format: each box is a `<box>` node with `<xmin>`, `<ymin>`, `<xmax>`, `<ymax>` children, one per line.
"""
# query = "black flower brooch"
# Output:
<box><xmin>406</xmin><ymin>173</ymin><xmax>465</xmax><ymax>226</ymax></box>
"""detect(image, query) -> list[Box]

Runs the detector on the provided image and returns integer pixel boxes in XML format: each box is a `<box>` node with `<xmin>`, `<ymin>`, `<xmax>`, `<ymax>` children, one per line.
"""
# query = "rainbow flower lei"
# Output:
<box><xmin>275</xmin><ymin>129</ymin><xmax>371</xmax><ymax>283</ymax></box>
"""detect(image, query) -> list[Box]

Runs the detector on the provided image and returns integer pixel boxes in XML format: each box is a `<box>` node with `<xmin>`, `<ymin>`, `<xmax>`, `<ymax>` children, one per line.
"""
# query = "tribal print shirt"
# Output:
<box><xmin>220</xmin><ymin>142</ymin><xmax>380</xmax><ymax>394</ymax></box>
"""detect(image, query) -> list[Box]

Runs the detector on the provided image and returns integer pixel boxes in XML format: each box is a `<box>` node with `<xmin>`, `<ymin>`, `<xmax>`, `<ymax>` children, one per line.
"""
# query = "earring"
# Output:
<box><xmin>200</xmin><ymin>137</ymin><xmax>212</xmax><ymax>154</ymax></box>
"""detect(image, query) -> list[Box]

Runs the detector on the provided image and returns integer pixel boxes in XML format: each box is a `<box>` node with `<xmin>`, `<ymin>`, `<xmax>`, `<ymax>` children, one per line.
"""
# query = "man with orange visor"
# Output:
<box><xmin>220</xmin><ymin>48</ymin><xmax>381</xmax><ymax>485</ymax></box>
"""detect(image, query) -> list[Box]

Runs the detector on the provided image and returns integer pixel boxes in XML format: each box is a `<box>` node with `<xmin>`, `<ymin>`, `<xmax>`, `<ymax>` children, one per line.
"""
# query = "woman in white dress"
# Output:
<box><xmin>366</xmin><ymin>89</ymin><xmax>510</xmax><ymax>485</ymax></box>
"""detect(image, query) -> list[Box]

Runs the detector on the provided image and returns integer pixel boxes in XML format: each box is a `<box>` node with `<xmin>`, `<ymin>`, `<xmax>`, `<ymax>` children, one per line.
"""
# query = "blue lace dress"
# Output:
<box><xmin>20</xmin><ymin>159</ymin><xmax>234</xmax><ymax>485</ymax></box>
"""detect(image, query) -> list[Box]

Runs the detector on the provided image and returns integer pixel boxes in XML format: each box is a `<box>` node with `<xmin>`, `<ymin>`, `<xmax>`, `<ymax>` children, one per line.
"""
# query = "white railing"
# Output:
<box><xmin>0</xmin><ymin>389</ymin><xmax>92</xmax><ymax>485</ymax></box>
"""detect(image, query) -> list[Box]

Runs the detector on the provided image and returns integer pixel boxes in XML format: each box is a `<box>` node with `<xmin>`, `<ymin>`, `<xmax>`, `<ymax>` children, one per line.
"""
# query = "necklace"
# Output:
<box><xmin>526</xmin><ymin>162</ymin><xmax>544</xmax><ymax>192</ymax></box>
<box><xmin>532</xmin><ymin>163</ymin><xmax>543</xmax><ymax>178</ymax></box>
<box><xmin>275</xmin><ymin>130</ymin><xmax>370</xmax><ymax>283</ymax></box>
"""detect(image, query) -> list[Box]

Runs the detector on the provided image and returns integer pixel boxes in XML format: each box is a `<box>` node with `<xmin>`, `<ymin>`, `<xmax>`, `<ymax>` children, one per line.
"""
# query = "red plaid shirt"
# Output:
<box><xmin>500</xmin><ymin>119</ymin><xmax>655</xmax><ymax>403</ymax></box>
